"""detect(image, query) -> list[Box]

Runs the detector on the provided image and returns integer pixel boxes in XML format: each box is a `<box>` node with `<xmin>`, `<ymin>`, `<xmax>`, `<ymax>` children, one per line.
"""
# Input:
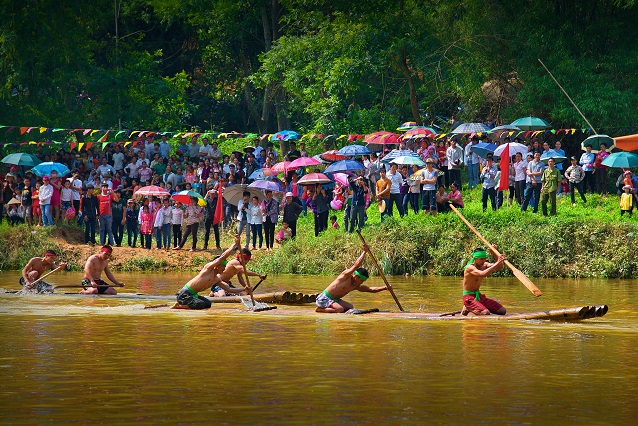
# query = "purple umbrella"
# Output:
<box><xmin>249</xmin><ymin>180</ymin><xmax>282</xmax><ymax>192</ymax></box>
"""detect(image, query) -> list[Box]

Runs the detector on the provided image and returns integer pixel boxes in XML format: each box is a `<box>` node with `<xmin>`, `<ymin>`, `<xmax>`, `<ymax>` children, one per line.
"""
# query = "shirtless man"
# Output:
<box><xmin>214</xmin><ymin>247</ymin><xmax>266</xmax><ymax>295</ymax></box>
<box><xmin>80</xmin><ymin>245</ymin><xmax>125</xmax><ymax>295</ymax></box>
<box><xmin>462</xmin><ymin>246</ymin><xmax>507</xmax><ymax>315</ymax></box>
<box><xmin>315</xmin><ymin>248</ymin><xmax>387</xmax><ymax>313</ymax></box>
<box><xmin>21</xmin><ymin>250</ymin><xmax>67</xmax><ymax>293</ymax></box>
<box><xmin>173</xmin><ymin>235</ymin><xmax>255</xmax><ymax>309</ymax></box>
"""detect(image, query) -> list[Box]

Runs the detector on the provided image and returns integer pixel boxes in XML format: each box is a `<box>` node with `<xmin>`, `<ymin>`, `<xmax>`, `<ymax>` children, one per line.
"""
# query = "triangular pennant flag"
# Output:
<box><xmin>78</xmin><ymin>143</ymin><xmax>85</xmax><ymax>151</ymax></box>
<box><xmin>83</xmin><ymin>129</ymin><xmax>91</xmax><ymax>136</ymax></box>
<box><xmin>90</xmin><ymin>129</ymin><xmax>99</xmax><ymax>137</ymax></box>
<box><xmin>20</xmin><ymin>127</ymin><xmax>28</xmax><ymax>135</ymax></box>
<box><xmin>5</xmin><ymin>126</ymin><xmax>16</xmax><ymax>134</ymax></box>
<box><xmin>27</xmin><ymin>127</ymin><xmax>37</xmax><ymax>133</ymax></box>
<box><xmin>70</xmin><ymin>142</ymin><xmax>76</xmax><ymax>151</ymax></box>
<box><xmin>102</xmin><ymin>142</ymin><xmax>109</xmax><ymax>150</ymax></box>
<box><xmin>115</xmin><ymin>130</ymin><xmax>126</xmax><ymax>139</ymax></box>
<box><xmin>86</xmin><ymin>142</ymin><xmax>93</xmax><ymax>150</ymax></box>
<box><xmin>124</xmin><ymin>141</ymin><xmax>132</xmax><ymax>147</ymax></box>
<box><xmin>99</xmin><ymin>130</ymin><xmax>110</xmax><ymax>142</ymax></box>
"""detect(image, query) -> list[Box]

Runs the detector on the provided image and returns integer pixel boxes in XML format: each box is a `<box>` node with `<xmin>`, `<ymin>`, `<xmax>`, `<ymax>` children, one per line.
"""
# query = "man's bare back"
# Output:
<box><xmin>81</xmin><ymin>247</ymin><xmax>124</xmax><ymax>295</ymax></box>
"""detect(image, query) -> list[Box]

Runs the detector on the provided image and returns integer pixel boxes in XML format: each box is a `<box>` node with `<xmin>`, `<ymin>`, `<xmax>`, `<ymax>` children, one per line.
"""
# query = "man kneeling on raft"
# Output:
<box><xmin>81</xmin><ymin>245</ymin><xmax>125</xmax><ymax>295</ymax></box>
<box><xmin>21</xmin><ymin>250</ymin><xmax>67</xmax><ymax>293</ymax></box>
<box><xmin>462</xmin><ymin>246</ymin><xmax>506</xmax><ymax>315</ymax></box>
<box><xmin>173</xmin><ymin>235</ymin><xmax>261</xmax><ymax>309</ymax></box>
<box><xmin>316</xmin><ymin>247</ymin><xmax>387</xmax><ymax>313</ymax></box>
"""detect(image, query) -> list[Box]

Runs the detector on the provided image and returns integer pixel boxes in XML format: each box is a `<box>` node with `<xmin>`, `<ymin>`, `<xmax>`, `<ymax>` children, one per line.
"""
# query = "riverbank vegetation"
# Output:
<box><xmin>2</xmin><ymin>190</ymin><xmax>636</xmax><ymax>278</ymax></box>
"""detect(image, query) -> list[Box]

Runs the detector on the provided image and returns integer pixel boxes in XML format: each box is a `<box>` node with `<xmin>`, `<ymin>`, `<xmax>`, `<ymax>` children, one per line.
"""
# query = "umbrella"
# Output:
<box><xmin>364</xmin><ymin>131</ymin><xmax>401</xmax><ymax>145</ymax></box>
<box><xmin>1</xmin><ymin>153</ymin><xmax>41</xmax><ymax>167</ymax></box>
<box><xmin>396</xmin><ymin>121</ymin><xmax>417</xmax><ymax>132</ymax></box>
<box><xmin>270</xmin><ymin>161</ymin><xmax>294</xmax><ymax>174</ymax></box>
<box><xmin>470</xmin><ymin>142</ymin><xmax>497</xmax><ymax>159</ymax></box>
<box><xmin>450</xmin><ymin>122</ymin><xmax>490</xmax><ymax>134</ymax></box>
<box><xmin>614</xmin><ymin>133</ymin><xmax>638</xmax><ymax>151</ymax></box>
<box><xmin>298</xmin><ymin>173</ymin><xmax>332</xmax><ymax>186</ymax></box>
<box><xmin>31</xmin><ymin>162</ymin><xmax>71</xmax><ymax>177</ymax></box>
<box><xmin>601</xmin><ymin>152</ymin><xmax>638</xmax><ymax>168</ymax></box>
<box><xmin>510</xmin><ymin>116</ymin><xmax>551</xmax><ymax>131</ymax></box>
<box><xmin>270</xmin><ymin>130</ymin><xmax>300</xmax><ymax>141</ymax></box>
<box><xmin>390</xmin><ymin>156</ymin><xmax>426</xmax><ymax>167</ymax></box>
<box><xmin>402</xmin><ymin>127</ymin><xmax>437</xmax><ymax>139</ymax></box>
<box><xmin>490</xmin><ymin>124</ymin><xmax>521</xmax><ymax>133</ymax></box>
<box><xmin>249</xmin><ymin>168</ymin><xmax>275</xmax><ymax>180</ymax></box>
<box><xmin>223</xmin><ymin>184</ymin><xmax>266</xmax><ymax>206</ymax></box>
<box><xmin>289</xmin><ymin>156</ymin><xmax>321</xmax><ymax>168</ymax></box>
<box><xmin>337</xmin><ymin>145</ymin><xmax>372</xmax><ymax>156</ymax></box>
<box><xmin>324</xmin><ymin>160</ymin><xmax>365</xmax><ymax>174</ymax></box>
<box><xmin>540</xmin><ymin>153</ymin><xmax>568</xmax><ymax>165</ymax></box>
<box><xmin>312</xmin><ymin>154</ymin><xmax>331</xmax><ymax>164</ymax></box>
<box><xmin>331</xmin><ymin>172</ymin><xmax>350</xmax><ymax>187</ymax></box>
<box><xmin>381</xmin><ymin>149</ymin><xmax>421</xmax><ymax>164</ymax></box>
<box><xmin>133</xmin><ymin>185</ymin><xmax>170</xmax><ymax>198</ymax></box>
<box><xmin>494</xmin><ymin>142</ymin><xmax>529</xmax><ymax>159</ymax></box>
<box><xmin>6</xmin><ymin>197</ymin><xmax>21</xmax><ymax>206</ymax></box>
<box><xmin>249</xmin><ymin>180</ymin><xmax>283</xmax><ymax>192</ymax></box>
<box><xmin>319</xmin><ymin>150</ymin><xmax>349</xmax><ymax>163</ymax></box>
<box><xmin>581</xmin><ymin>134</ymin><xmax>615</xmax><ymax>153</ymax></box>
<box><xmin>172</xmin><ymin>190</ymin><xmax>207</xmax><ymax>206</ymax></box>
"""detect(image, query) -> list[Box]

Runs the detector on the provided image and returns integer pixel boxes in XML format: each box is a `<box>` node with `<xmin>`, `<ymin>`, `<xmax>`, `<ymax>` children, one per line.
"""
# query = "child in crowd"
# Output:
<box><xmin>620</xmin><ymin>185</ymin><xmax>633</xmax><ymax>217</ymax></box>
<box><xmin>330</xmin><ymin>215</ymin><xmax>339</xmax><ymax>230</ymax></box>
<box><xmin>60</xmin><ymin>180</ymin><xmax>74</xmax><ymax>224</ymax></box>
<box><xmin>140</xmin><ymin>205</ymin><xmax>154</xmax><ymax>249</ymax></box>
<box><xmin>557</xmin><ymin>177</ymin><xmax>570</xmax><ymax>197</ymax></box>
<box><xmin>32</xmin><ymin>182</ymin><xmax>41</xmax><ymax>226</ymax></box>
<box><xmin>275</xmin><ymin>222</ymin><xmax>292</xmax><ymax>245</ymax></box>
<box><xmin>171</xmin><ymin>201</ymin><xmax>184</xmax><ymax>248</ymax></box>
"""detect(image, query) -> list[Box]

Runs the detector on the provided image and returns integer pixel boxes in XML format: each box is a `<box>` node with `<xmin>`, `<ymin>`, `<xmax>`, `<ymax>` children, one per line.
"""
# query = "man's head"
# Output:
<box><xmin>236</xmin><ymin>248</ymin><xmax>252</xmax><ymax>263</ymax></box>
<box><xmin>352</xmin><ymin>267</ymin><xmax>369</xmax><ymax>284</ymax></box>
<box><xmin>101</xmin><ymin>183</ymin><xmax>109</xmax><ymax>193</ymax></box>
<box><xmin>425</xmin><ymin>158</ymin><xmax>434</xmax><ymax>168</ymax></box>
<box><xmin>44</xmin><ymin>250</ymin><xmax>57</xmax><ymax>262</ymax></box>
<box><xmin>379</xmin><ymin>167</ymin><xmax>387</xmax><ymax>178</ymax></box>
<box><xmin>99</xmin><ymin>245</ymin><xmax>113</xmax><ymax>259</ymax></box>
<box><xmin>548</xmin><ymin>158</ymin><xmax>555</xmax><ymax>168</ymax></box>
<box><xmin>534</xmin><ymin>152</ymin><xmax>541</xmax><ymax>161</ymax></box>
<box><xmin>469</xmin><ymin>248</ymin><xmax>488</xmax><ymax>267</ymax></box>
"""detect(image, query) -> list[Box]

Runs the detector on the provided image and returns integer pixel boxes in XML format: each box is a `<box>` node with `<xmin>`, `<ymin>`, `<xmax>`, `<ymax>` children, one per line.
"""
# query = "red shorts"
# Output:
<box><xmin>463</xmin><ymin>293</ymin><xmax>503</xmax><ymax>314</ymax></box>
<box><xmin>32</xmin><ymin>205</ymin><xmax>41</xmax><ymax>215</ymax></box>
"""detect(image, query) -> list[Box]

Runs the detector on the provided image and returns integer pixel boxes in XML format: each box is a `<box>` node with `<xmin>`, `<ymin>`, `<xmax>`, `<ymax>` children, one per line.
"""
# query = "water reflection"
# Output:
<box><xmin>0</xmin><ymin>272</ymin><xmax>637</xmax><ymax>424</ymax></box>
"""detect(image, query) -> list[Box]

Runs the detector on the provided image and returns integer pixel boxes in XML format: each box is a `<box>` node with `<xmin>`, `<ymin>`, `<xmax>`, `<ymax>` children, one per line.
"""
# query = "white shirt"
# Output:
<box><xmin>171</xmin><ymin>207</ymin><xmax>183</xmax><ymax>225</ymax></box>
<box><xmin>112</xmin><ymin>152</ymin><xmax>126</xmax><ymax>171</ymax></box>
<box><xmin>513</xmin><ymin>160</ymin><xmax>527</xmax><ymax>181</ymax></box>
<box><xmin>159</xmin><ymin>141</ymin><xmax>171</xmax><ymax>158</ymax></box>
<box><xmin>209</xmin><ymin>148</ymin><xmax>222</xmax><ymax>159</ymax></box>
<box><xmin>446</xmin><ymin>145</ymin><xmax>464</xmax><ymax>169</ymax></box>
<box><xmin>199</xmin><ymin>145</ymin><xmax>213</xmax><ymax>157</ymax></box>
<box><xmin>60</xmin><ymin>187</ymin><xmax>73</xmax><ymax>202</ymax></box>
<box><xmin>420</xmin><ymin>168</ymin><xmax>439</xmax><ymax>191</ymax></box>
<box><xmin>70</xmin><ymin>178</ymin><xmax>83</xmax><ymax>201</ymax></box>
<box><xmin>154</xmin><ymin>206</ymin><xmax>166</xmax><ymax>228</ymax></box>
<box><xmin>246</xmin><ymin>203</ymin><xmax>263</xmax><ymax>225</ymax></box>
<box><xmin>125</xmin><ymin>162</ymin><xmax>139</xmax><ymax>179</ymax></box>
<box><xmin>136</xmin><ymin>158</ymin><xmax>150</xmax><ymax>168</ymax></box>
<box><xmin>39</xmin><ymin>184</ymin><xmax>53</xmax><ymax>205</ymax></box>
<box><xmin>464</xmin><ymin>143</ymin><xmax>480</xmax><ymax>165</ymax></box>
<box><xmin>387</xmin><ymin>170</ymin><xmax>403</xmax><ymax>194</ymax></box>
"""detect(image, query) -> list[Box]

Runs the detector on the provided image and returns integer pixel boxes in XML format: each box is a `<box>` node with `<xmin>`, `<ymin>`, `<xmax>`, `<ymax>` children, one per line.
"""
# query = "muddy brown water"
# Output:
<box><xmin>1</xmin><ymin>272</ymin><xmax>636</xmax><ymax>424</ymax></box>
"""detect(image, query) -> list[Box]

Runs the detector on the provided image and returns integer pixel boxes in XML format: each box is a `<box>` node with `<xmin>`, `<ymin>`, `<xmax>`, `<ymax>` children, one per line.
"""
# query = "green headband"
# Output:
<box><xmin>353</xmin><ymin>270</ymin><xmax>368</xmax><ymax>281</ymax></box>
<box><xmin>466</xmin><ymin>251</ymin><xmax>487</xmax><ymax>267</ymax></box>
<box><xmin>220</xmin><ymin>260</ymin><xmax>228</xmax><ymax>266</ymax></box>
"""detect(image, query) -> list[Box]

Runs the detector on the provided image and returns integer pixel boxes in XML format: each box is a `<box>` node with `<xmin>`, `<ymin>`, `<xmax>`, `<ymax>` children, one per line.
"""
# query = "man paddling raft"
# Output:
<box><xmin>315</xmin><ymin>248</ymin><xmax>388</xmax><ymax>313</ymax></box>
<box><xmin>462</xmin><ymin>246</ymin><xmax>507</xmax><ymax>316</ymax></box>
<box><xmin>172</xmin><ymin>235</ymin><xmax>262</xmax><ymax>309</ymax></box>
<box><xmin>21</xmin><ymin>250</ymin><xmax>67</xmax><ymax>293</ymax></box>
<box><xmin>80</xmin><ymin>245</ymin><xmax>125</xmax><ymax>295</ymax></box>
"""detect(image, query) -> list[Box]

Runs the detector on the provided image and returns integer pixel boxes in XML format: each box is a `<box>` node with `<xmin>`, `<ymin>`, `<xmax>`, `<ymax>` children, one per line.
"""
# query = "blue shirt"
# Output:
<box><xmin>349</xmin><ymin>180</ymin><xmax>367</xmax><ymax>206</ymax></box>
<box><xmin>481</xmin><ymin>165</ymin><xmax>499</xmax><ymax>188</ymax></box>
<box><xmin>551</xmin><ymin>148</ymin><xmax>565</xmax><ymax>171</ymax></box>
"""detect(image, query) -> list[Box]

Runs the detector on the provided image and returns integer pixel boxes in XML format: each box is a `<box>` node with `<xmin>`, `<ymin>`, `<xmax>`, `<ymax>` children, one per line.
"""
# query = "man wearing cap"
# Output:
<box><xmin>21</xmin><ymin>250</ymin><xmax>67</xmax><ymax>293</ymax></box>
<box><xmin>315</xmin><ymin>248</ymin><xmax>387</xmax><ymax>313</ymax></box>
<box><xmin>282</xmin><ymin>192</ymin><xmax>303</xmax><ymax>238</ymax></box>
<box><xmin>80</xmin><ymin>245</ymin><xmax>125</xmax><ymax>295</ymax></box>
<box><xmin>39</xmin><ymin>176</ymin><xmax>54</xmax><ymax>227</ymax></box>
<box><xmin>172</xmin><ymin>236</ymin><xmax>253</xmax><ymax>308</ymax></box>
<box><xmin>462</xmin><ymin>247</ymin><xmax>506</xmax><ymax>316</ymax></box>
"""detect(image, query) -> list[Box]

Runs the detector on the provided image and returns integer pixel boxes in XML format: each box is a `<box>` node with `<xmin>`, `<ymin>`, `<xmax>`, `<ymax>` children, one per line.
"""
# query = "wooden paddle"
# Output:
<box><xmin>236</xmin><ymin>247</ymin><xmax>256</xmax><ymax>308</ymax></box>
<box><xmin>355</xmin><ymin>230</ymin><xmax>404</xmax><ymax>311</ymax></box>
<box><xmin>251</xmin><ymin>277</ymin><xmax>266</xmax><ymax>292</ymax></box>
<box><xmin>448</xmin><ymin>204</ymin><xmax>542</xmax><ymax>297</ymax></box>
<box><xmin>22</xmin><ymin>264</ymin><xmax>66</xmax><ymax>289</ymax></box>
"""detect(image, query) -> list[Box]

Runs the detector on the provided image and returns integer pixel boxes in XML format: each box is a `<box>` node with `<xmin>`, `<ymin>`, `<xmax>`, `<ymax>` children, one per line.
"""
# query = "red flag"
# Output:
<box><xmin>213</xmin><ymin>182</ymin><xmax>225</xmax><ymax>225</ymax></box>
<box><xmin>498</xmin><ymin>144</ymin><xmax>510</xmax><ymax>192</ymax></box>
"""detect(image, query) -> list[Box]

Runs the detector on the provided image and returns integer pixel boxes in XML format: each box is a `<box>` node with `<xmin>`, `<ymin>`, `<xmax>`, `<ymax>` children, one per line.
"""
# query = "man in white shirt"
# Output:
<box><xmin>143</xmin><ymin>138</ymin><xmax>155</xmax><ymax>159</ymax></box>
<box><xmin>464</xmin><ymin>136</ymin><xmax>481</xmax><ymax>189</ymax></box>
<box><xmin>199</xmin><ymin>138</ymin><xmax>213</xmax><ymax>159</ymax></box>
<box><xmin>209</xmin><ymin>141</ymin><xmax>222</xmax><ymax>162</ymax></box>
<box><xmin>136</xmin><ymin>151</ymin><xmax>150</xmax><ymax>168</ymax></box>
<box><xmin>252</xmin><ymin>139</ymin><xmax>263</xmax><ymax>159</ymax></box>
<box><xmin>96</xmin><ymin>157</ymin><xmax>116</xmax><ymax>177</ymax></box>
<box><xmin>112</xmin><ymin>146</ymin><xmax>126</xmax><ymax>173</ymax></box>
<box><xmin>187</xmin><ymin>137</ymin><xmax>200</xmax><ymax>162</ymax></box>
<box><xmin>446</xmin><ymin>139</ymin><xmax>464</xmax><ymax>189</ymax></box>
<box><xmin>69</xmin><ymin>171</ymin><xmax>83</xmax><ymax>222</ymax></box>
<box><xmin>163</xmin><ymin>165</ymin><xmax>177</xmax><ymax>189</ymax></box>
<box><xmin>386</xmin><ymin>163</ymin><xmax>405</xmax><ymax>217</ymax></box>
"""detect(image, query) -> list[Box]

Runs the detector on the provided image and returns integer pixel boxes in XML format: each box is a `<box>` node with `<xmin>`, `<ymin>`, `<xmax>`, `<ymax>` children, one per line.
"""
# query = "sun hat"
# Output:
<box><xmin>285</xmin><ymin>192</ymin><xmax>294</xmax><ymax>198</ymax></box>
<box><xmin>42</xmin><ymin>176</ymin><xmax>50</xmax><ymax>181</ymax></box>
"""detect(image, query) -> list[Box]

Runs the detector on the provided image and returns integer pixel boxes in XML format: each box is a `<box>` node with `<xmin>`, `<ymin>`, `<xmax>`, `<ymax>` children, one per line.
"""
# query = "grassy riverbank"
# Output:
<box><xmin>1</xmin><ymin>190</ymin><xmax>636</xmax><ymax>278</ymax></box>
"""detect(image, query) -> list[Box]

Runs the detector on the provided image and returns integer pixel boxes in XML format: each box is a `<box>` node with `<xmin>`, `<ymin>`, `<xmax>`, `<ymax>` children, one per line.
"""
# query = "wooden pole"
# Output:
<box><xmin>25</xmin><ymin>265</ymin><xmax>65</xmax><ymax>289</ymax></box>
<box><xmin>356</xmin><ymin>230</ymin><xmax>404</xmax><ymax>311</ymax></box>
<box><xmin>448</xmin><ymin>204</ymin><xmax>542</xmax><ymax>297</ymax></box>
<box><xmin>236</xmin><ymin>247</ymin><xmax>255</xmax><ymax>308</ymax></box>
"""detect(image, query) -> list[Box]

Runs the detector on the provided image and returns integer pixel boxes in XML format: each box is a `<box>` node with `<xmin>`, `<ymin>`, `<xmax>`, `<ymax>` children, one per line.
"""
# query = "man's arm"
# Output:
<box><xmin>104</xmin><ymin>265</ymin><xmax>124</xmax><ymax>286</ymax></box>
<box><xmin>244</xmin><ymin>268</ymin><xmax>267</xmax><ymax>280</ymax></box>
<box><xmin>344</xmin><ymin>251</ymin><xmax>366</xmax><ymax>275</ymax></box>
<box><xmin>466</xmin><ymin>255</ymin><xmax>506</xmax><ymax>277</ymax></box>
<box><xmin>22</xmin><ymin>259</ymin><xmax>35</xmax><ymax>285</ymax></box>
<box><xmin>217</xmin><ymin>235</ymin><xmax>241</xmax><ymax>263</ymax></box>
<box><xmin>356</xmin><ymin>285</ymin><xmax>387</xmax><ymax>293</ymax></box>
<box><xmin>214</xmin><ymin>280</ymin><xmax>249</xmax><ymax>295</ymax></box>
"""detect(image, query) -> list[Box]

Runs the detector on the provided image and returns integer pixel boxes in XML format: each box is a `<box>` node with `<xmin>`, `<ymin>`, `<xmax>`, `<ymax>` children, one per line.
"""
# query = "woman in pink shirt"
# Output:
<box><xmin>49</xmin><ymin>171</ymin><xmax>63</xmax><ymax>222</ymax></box>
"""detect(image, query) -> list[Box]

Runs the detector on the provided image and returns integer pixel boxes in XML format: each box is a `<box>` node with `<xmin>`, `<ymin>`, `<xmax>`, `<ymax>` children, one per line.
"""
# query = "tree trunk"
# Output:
<box><xmin>400</xmin><ymin>48</ymin><xmax>422</xmax><ymax>125</ymax></box>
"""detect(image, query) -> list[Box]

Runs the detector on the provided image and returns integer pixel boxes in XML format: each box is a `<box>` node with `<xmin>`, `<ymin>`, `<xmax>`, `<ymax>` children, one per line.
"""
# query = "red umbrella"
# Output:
<box><xmin>298</xmin><ymin>173</ymin><xmax>332</xmax><ymax>186</ymax></box>
<box><xmin>319</xmin><ymin>150</ymin><xmax>348</xmax><ymax>162</ymax></box>
<box><xmin>289</xmin><ymin>156</ymin><xmax>321</xmax><ymax>168</ymax></box>
<box><xmin>364</xmin><ymin>131</ymin><xmax>401</xmax><ymax>145</ymax></box>
<box><xmin>270</xmin><ymin>161</ymin><xmax>294</xmax><ymax>174</ymax></box>
<box><xmin>133</xmin><ymin>185</ymin><xmax>170</xmax><ymax>197</ymax></box>
<box><xmin>402</xmin><ymin>127</ymin><xmax>437</xmax><ymax>139</ymax></box>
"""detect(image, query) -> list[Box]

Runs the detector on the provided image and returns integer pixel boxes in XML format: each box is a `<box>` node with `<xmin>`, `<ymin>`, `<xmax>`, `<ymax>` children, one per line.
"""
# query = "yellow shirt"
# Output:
<box><xmin>620</xmin><ymin>193</ymin><xmax>633</xmax><ymax>210</ymax></box>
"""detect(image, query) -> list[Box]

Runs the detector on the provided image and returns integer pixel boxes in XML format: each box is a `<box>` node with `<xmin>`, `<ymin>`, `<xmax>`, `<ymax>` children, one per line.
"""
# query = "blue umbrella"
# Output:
<box><xmin>270</xmin><ymin>130</ymin><xmax>300</xmax><ymax>141</ymax></box>
<box><xmin>324</xmin><ymin>160</ymin><xmax>365</xmax><ymax>174</ymax></box>
<box><xmin>540</xmin><ymin>152</ymin><xmax>567</xmax><ymax>165</ymax></box>
<box><xmin>470</xmin><ymin>142</ymin><xmax>497</xmax><ymax>159</ymax></box>
<box><xmin>31</xmin><ymin>162</ymin><xmax>71</xmax><ymax>177</ymax></box>
<box><xmin>337</xmin><ymin>144</ymin><xmax>372</xmax><ymax>156</ymax></box>
<box><xmin>249</xmin><ymin>180</ymin><xmax>283</xmax><ymax>192</ymax></box>
<box><xmin>381</xmin><ymin>149</ymin><xmax>421</xmax><ymax>164</ymax></box>
<box><xmin>510</xmin><ymin>116</ymin><xmax>551</xmax><ymax>131</ymax></box>
<box><xmin>1</xmin><ymin>153</ymin><xmax>41</xmax><ymax>167</ymax></box>
<box><xmin>249</xmin><ymin>168</ymin><xmax>267</xmax><ymax>180</ymax></box>
<box><xmin>601</xmin><ymin>152</ymin><xmax>638</xmax><ymax>168</ymax></box>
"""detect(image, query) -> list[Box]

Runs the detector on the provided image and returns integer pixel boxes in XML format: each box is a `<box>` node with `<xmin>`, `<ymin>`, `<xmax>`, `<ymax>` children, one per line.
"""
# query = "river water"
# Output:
<box><xmin>0</xmin><ymin>272</ymin><xmax>636</xmax><ymax>425</ymax></box>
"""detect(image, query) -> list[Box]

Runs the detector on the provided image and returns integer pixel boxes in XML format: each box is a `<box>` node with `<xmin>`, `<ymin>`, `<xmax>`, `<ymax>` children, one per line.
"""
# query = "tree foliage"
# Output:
<box><xmin>1</xmin><ymin>0</ymin><xmax>637</xmax><ymax>133</ymax></box>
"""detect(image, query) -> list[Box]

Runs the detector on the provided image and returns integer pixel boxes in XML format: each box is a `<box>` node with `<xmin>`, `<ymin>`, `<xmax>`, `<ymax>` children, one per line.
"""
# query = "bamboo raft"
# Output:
<box><xmin>2</xmin><ymin>290</ymin><xmax>317</xmax><ymax>305</ymax></box>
